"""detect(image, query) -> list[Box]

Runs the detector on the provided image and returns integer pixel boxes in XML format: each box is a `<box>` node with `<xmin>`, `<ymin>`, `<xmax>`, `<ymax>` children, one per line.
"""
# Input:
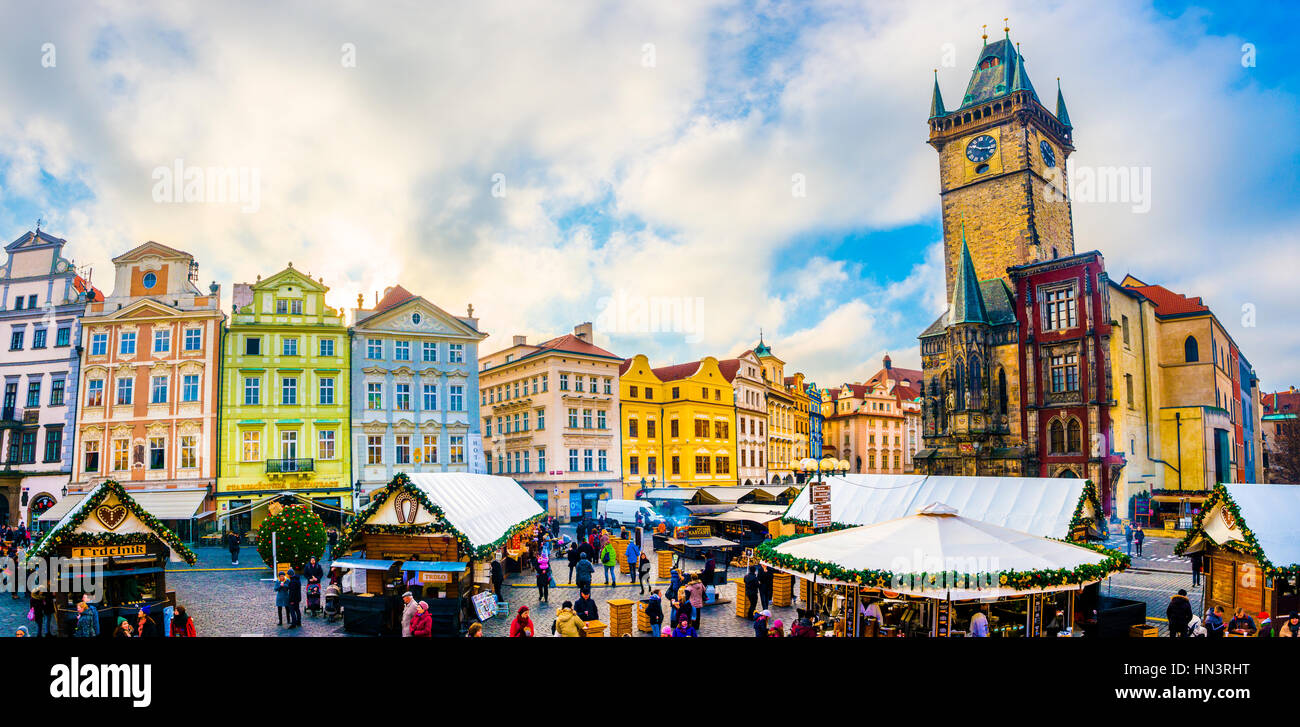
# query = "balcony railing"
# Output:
<box><xmin>265</xmin><ymin>458</ymin><xmax>315</xmax><ymax>474</ymax></box>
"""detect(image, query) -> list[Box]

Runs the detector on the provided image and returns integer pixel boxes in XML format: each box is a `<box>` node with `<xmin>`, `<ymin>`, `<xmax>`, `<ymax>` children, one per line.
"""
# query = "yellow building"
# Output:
<box><xmin>784</xmin><ymin>373</ymin><xmax>812</xmax><ymax>466</ymax></box>
<box><xmin>618</xmin><ymin>354</ymin><xmax>738</xmax><ymax>495</ymax></box>
<box><xmin>755</xmin><ymin>340</ymin><xmax>795</xmax><ymax>484</ymax></box>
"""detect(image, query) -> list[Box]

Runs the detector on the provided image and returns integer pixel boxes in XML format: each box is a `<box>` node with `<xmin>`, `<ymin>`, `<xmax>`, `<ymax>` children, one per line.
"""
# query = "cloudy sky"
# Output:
<box><xmin>1</xmin><ymin>0</ymin><xmax>1296</xmax><ymax>389</ymax></box>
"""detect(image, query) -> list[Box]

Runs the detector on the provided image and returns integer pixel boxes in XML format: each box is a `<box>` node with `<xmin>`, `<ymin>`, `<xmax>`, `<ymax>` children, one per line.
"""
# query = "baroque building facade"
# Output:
<box><xmin>351</xmin><ymin>285</ymin><xmax>486</xmax><ymax>496</ymax></box>
<box><xmin>70</xmin><ymin>242</ymin><xmax>224</xmax><ymax>531</ymax></box>
<box><xmin>216</xmin><ymin>264</ymin><xmax>350</xmax><ymax>531</ymax></box>
<box><xmin>0</xmin><ymin>229</ymin><xmax>100</xmax><ymax>526</ymax></box>
<box><xmin>718</xmin><ymin>350</ymin><xmax>768</xmax><ymax>485</ymax></box>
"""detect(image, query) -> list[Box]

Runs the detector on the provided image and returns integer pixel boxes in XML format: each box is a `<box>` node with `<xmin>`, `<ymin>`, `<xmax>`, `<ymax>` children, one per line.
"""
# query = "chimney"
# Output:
<box><xmin>513</xmin><ymin>335</ymin><xmax>527</xmax><ymax>346</ymax></box>
<box><xmin>883</xmin><ymin>353</ymin><xmax>892</xmax><ymax>370</ymax></box>
<box><xmin>574</xmin><ymin>322</ymin><xmax>592</xmax><ymax>341</ymax></box>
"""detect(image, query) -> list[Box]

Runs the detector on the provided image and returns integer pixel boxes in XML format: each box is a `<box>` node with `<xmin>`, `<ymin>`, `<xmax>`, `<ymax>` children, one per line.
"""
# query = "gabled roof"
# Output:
<box><xmin>1176</xmin><ymin>483</ymin><xmax>1300</xmax><ymax>573</ymax></box>
<box><xmin>1264</xmin><ymin>390</ymin><xmax>1300</xmax><ymax>415</ymax></box>
<box><xmin>533</xmin><ymin>333</ymin><xmax>621</xmax><ymax>359</ymax></box>
<box><xmin>373</xmin><ymin>285</ymin><xmax>415</xmax><ymax>314</ymax></box>
<box><xmin>112</xmin><ymin>241</ymin><xmax>193</xmax><ymax>264</ymax></box>
<box><xmin>1121</xmin><ymin>280</ymin><xmax>1209</xmax><ymax>318</ymax></box>
<box><xmin>652</xmin><ymin>360</ymin><xmax>704</xmax><ymax>382</ymax></box>
<box><xmin>959</xmin><ymin>36</ymin><xmax>1039</xmax><ymax>110</ymax></box>
<box><xmin>717</xmin><ymin>358</ymin><xmax>741</xmax><ymax>382</ymax></box>
<box><xmin>27</xmin><ymin>480</ymin><xmax>197</xmax><ymax>565</ymax></box>
<box><xmin>252</xmin><ymin>264</ymin><xmax>329</xmax><ymax>292</ymax></box>
<box><xmin>353</xmin><ymin>285</ymin><xmax>485</xmax><ymax>337</ymax></box>
<box><xmin>5</xmin><ymin>229</ymin><xmax>66</xmax><ymax>252</ymax></box>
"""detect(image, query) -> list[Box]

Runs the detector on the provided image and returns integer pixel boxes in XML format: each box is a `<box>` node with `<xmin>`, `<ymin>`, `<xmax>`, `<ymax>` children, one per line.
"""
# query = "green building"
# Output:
<box><xmin>216</xmin><ymin>264</ymin><xmax>351</xmax><ymax>532</ymax></box>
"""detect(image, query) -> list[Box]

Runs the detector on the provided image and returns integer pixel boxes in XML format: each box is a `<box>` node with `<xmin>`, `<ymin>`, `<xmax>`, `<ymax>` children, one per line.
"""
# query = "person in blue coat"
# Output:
<box><xmin>275</xmin><ymin>571</ymin><xmax>290</xmax><ymax>626</ymax></box>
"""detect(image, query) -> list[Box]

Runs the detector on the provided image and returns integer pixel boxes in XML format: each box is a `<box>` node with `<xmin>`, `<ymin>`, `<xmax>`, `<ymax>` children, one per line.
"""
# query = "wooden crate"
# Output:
<box><xmin>607</xmin><ymin>599</ymin><xmax>634</xmax><ymax>637</ymax></box>
<box><xmin>612</xmin><ymin>538</ymin><xmax>630</xmax><ymax>574</ymax></box>
<box><xmin>583</xmin><ymin>619</ymin><xmax>607</xmax><ymax>637</ymax></box>
<box><xmin>772</xmin><ymin>572</ymin><xmax>793</xmax><ymax>607</ymax></box>
<box><xmin>1130</xmin><ymin>623</ymin><xmax>1159</xmax><ymax>638</ymax></box>
<box><xmin>657</xmin><ymin>550</ymin><xmax>673</xmax><ymax>578</ymax></box>
<box><xmin>799</xmin><ymin>577</ymin><xmax>812</xmax><ymax>605</ymax></box>
<box><xmin>735</xmin><ymin>584</ymin><xmax>754</xmax><ymax>618</ymax></box>
<box><xmin>636</xmin><ymin>600</ymin><xmax>653</xmax><ymax>633</ymax></box>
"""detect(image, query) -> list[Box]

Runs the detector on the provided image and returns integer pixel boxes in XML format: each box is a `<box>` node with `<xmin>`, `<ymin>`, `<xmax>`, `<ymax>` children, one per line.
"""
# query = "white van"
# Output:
<box><xmin>597</xmin><ymin>499</ymin><xmax>663</xmax><ymax>526</ymax></box>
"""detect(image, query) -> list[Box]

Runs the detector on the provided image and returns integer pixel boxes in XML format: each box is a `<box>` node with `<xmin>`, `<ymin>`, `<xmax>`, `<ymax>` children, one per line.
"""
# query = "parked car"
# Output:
<box><xmin>596</xmin><ymin>499</ymin><xmax>664</xmax><ymax>526</ymax></box>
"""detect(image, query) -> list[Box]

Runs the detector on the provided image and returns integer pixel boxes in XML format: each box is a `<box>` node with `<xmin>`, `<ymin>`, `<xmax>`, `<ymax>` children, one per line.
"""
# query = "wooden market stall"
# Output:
<box><xmin>1175</xmin><ymin>483</ymin><xmax>1300</xmax><ymax>621</ymax></box>
<box><xmin>26</xmin><ymin>479</ymin><xmax>197</xmax><ymax>637</ymax></box>
<box><xmin>331</xmin><ymin>472</ymin><xmax>544</xmax><ymax>636</ymax></box>
<box><xmin>759</xmin><ymin>502</ymin><xmax>1128</xmax><ymax>637</ymax></box>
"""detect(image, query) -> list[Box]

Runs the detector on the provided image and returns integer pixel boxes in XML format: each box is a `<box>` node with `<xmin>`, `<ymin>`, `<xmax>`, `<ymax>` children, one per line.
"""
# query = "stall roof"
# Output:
<box><xmin>782</xmin><ymin>474</ymin><xmax>1098</xmax><ymax>539</ymax></box>
<box><xmin>29</xmin><ymin>480</ymin><xmax>197</xmax><ymax>565</ymax></box>
<box><xmin>39</xmin><ymin>488</ymin><xmax>209</xmax><ymax>522</ymax></box>
<box><xmin>666</xmin><ymin>536</ymin><xmax>737</xmax><ymax>548</ymax></box>
<box><xmin>642</xmin><ymin>488</ymin><xmax>697</xmax><ymax>501</ymax></box>
<box><xmin>1176</xmin><ymin>483</ymin><xmax>1300</xmax><ymax>571</ymax></box>
<box><xmin>765</xmin><ymin>502</ymin><xmax>1124</xmax><ymax>599</ymax></box>
<box><xmin>696</xmin><ymin>486</ymin><xmax>758</xmax><ymax>504</ymax></box>
<box><xmin>331</xmin><ymin>558</ymin><xmax>398</xmax><ymax>570</ymax></box>
<box><xmin>703</xmin><ymin>510</ymin><xmax>782</xmax><ymax>525</ymax></box>
<box><xmin>755</xmin><ymin>485</ymin><xmax>799</xmax><ymax>500</ymax></box>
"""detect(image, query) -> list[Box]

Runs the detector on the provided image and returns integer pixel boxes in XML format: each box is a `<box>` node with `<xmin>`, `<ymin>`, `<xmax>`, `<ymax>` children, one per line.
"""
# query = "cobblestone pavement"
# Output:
<box><xmin>1103</xmin><ymin>530</ymin><xmax>1189</xmax><ymax>571</ymax></box>
<box><xmin>0</xmin><ymin>535</ymin><xmax>1209</xmax><ymax>637</ymax></box>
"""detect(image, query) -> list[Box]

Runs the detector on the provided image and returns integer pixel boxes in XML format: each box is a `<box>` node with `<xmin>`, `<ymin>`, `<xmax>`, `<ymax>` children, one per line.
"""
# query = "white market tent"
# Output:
<box><xmin>343</xmin><ymin>473</ymin><xmax>545</xmax><ymax>556</ymax></box>
<box><xmin>783</xmin><ymin>474</ymin><xmax>1098</xmax><ymax>540</ymax></box>
<box><xmin>768</xmin><ymin>502</ymin><xmax>1119</xmax><ymax>600</ymax></box>
<box><xmin>1178</xmin><ymin>483</ymin><xmax>1300</xmax><ymax>569</ymax></box>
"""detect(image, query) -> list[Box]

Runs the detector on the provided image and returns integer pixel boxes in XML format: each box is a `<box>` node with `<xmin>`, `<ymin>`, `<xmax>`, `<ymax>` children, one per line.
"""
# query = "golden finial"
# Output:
<box><xmin>981</xmin><ymin>24</ymin><xmax>988</xmax><ymax>42</ymax></box>
<box><xmin>1004</xmin><ymin>18</ymin><xmax>1010</xmax><ymax>34</ymax></box>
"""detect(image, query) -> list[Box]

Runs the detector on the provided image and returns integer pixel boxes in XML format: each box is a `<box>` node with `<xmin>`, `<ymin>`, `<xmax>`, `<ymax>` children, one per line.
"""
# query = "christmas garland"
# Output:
<box><xmin>756</xmin><ymin>533</ymin><xmax>1129</xmax><ymax>592</ymax></box>
<box><xmin>335</xmin><ymin>472</ymin><xmax>544</xmax><ymax>560</ymax></box>
<box><xmin>1172</xmin><ymin>483</ymin><xmax>1297</xmax><ymax>576</ymax></box>
<box><xmin>27</xmin><ymin>480</ymin><xmax>197</xmax><ymax>565</ymax></box>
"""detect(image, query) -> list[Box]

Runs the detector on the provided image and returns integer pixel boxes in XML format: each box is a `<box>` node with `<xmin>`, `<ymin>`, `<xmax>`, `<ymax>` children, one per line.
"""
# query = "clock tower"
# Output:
<box><xmin>928</xmin><ymin>28</ymin><xmax>1076</xmax><ymax>301</ymax></box>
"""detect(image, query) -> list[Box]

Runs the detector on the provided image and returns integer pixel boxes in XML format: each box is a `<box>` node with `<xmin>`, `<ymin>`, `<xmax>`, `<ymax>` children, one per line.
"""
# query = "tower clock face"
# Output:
<box><xmin>965</xmin><ymin>135</ymin><xmax>996</xmax><ymax>163</ymax></box>
<box><xmin>1040</xmin><ymin>140</ymin><xmax>1056</xmax><ymax>168</ymax></box>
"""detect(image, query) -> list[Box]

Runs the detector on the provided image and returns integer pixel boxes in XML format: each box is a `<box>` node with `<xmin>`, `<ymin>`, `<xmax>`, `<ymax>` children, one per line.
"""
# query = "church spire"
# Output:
<box><xmin>929</xmin><ymin>69</ymin><xmax>946</xmax><ymax>118</ymax></box>
<box><xmin>1056</xmin><ymin>77</ymin><xmax>1073</xmax><ymax>128</ymax></box>
<box><xmin>1010</xmin><ymin>43</ymin><xmax>1032</xmax><ymax>93</ymax></box>
<box><xmin>949</xmin><ymin>219</ymin><xmax>989</xmax><ymax>326</ymax></box>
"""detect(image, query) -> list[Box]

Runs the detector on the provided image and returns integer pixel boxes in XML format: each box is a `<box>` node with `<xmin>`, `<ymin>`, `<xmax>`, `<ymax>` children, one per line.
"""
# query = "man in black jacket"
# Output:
<box><xmin>226</xmin><ymin>530</ymin><xmax>241</xmax><ymax>565</ymax></box>
<box><xmin>567</xmin><ymin>543</ymin><xmax>581</xmax><ymax>584</ymax></box>
<box><xmin>743</xmin><ymin>566</ymin><xmax>760</xmax><ymax>620</ymax></box>
<box><xmin>574</xmin><ymin>589</ymin><xmax>599</xmax><ymax>623</ymax></box>
<box><xmin>758</xmin><ymin>563</ymin><xmax>774</xmax><ymax>610</ymax></box>
<box><xmin>1166</xmin><ymin>588</ymin><xmax>1192</xmax><ymax>637</ymax></box>
<box><xmin>284</xmin><ymin>569</ymin><xmax>303</xmax><ymax>628</ymax></box>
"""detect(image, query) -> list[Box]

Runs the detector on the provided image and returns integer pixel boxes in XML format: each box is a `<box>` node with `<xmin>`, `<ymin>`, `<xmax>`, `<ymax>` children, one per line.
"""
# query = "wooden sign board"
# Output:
<box><xmin>418</xmin><ymin>571</ymin><xmax>452</xmax><ymax>585</ymax></box>
<box><xmin>70</xmin><ymin>543</ymin><xmax>147</xmax><ymax>559</ymax></box>
<box><xmin>812</xmin><ymin>503</ymin><xmax>832</xmax><ymax>529</ymax></box>
<box><xmin>810</xmin><ymin>484</ymin><xmax>830</xmax><ymax>505</ymax></box>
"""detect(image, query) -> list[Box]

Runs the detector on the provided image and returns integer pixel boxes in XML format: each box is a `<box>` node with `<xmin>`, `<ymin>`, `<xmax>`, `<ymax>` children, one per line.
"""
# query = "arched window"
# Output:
<box><xmin>1049</xmin><ymin>420</ymin><xmax>1065</xmax><ymax>454</ymax></box>
<box><xmin>1184</xmin><ymin>335</ymin><xmax>1199</xmax><ymax>363</ymax></box>
<box><xmin>1067</xmin><ymin>419</ymin><xmax>1082</xmax><ymax>453</ymax></box>
<box><xmin>1057</xmin><ymin>469</ymin><xmax>1079</xmax><ymax>478</ymax></box>
<box><xmin>968</xmin><ymin>356</ymin><xmax>982</xmax><ymax>409</ymax></box>
<box><xmin>997</xmin><ymin>368</ymin><xmax>1008</xmax><ymax>416</ymax></box>
<box><xmin>954</xmin><ymin>359</ymin><xmax>965</xmax><ymax>410</ymax></box>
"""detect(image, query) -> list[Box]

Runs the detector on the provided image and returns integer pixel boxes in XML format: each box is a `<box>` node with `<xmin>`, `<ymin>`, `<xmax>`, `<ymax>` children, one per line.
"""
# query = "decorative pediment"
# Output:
<box><xmin>177</xmin><ymin>420</ymin><xmax>202</xmax><ymax>436</ymax></box>
<box><xmin>357</xmin><ymin>295</ymin><xmax>485</xmax><ymax>340</ymax></box>
<box><xmin>177</xmin><ymin>360</ymin><xmax>205</xmax><ymax>375</ymax></box>
<box><xmin>113</xmin><ymin>298</ymin><xmax>179</xmax><ymax>320</ymax></box>
<box><xmin>362</xmin><ymin>421</ymin><xmax>387</xmax><ymax>434</ymax></box>
<box><xmin>114</xmin><ymin>363</ymin><xmax>135</xmax><ymax>378</ymax></box>
<box><xmin>146</xmin><ymin>422</ymin><xmax>169</xmax><ymax>437</ymax></box>
<box><xmin>81</xmin><ymin>425</ymin><xmax>103</xmax><ymax>438</ymax></box>
<box><xmin>361</xmin><ymin>366</ymin><xmax>388</xmax><ymax>377</ymax></box>
<box><xmin>83</xmin><ymin>366</ymin><xmax>109</xmax><ymax>379</ymax></box>
<box><xmin>253</xmin><ymin>265</ymin><xmax>328</xmax><ymax>294</ymax></box>
<box><xmin>150</xmin><ymin>360</ymin><xmax>172</xmax><ymax>374</ymax></box>
<box><xmin>111</xmin><ymin>425</ymin><xmax>133</xmax><ymax>438</ymax></box>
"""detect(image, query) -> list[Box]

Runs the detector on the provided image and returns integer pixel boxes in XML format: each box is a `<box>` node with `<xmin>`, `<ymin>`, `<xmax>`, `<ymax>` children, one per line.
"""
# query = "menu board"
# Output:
<box><xmin>1031</xmin><ymin>595</ymin><xmax>1043</xmax><ymax>637</ymax></box>
<box><xmin>936</xmin><ymin>603</ymin><xmax>950</xmax><ymax>636</ymax></box>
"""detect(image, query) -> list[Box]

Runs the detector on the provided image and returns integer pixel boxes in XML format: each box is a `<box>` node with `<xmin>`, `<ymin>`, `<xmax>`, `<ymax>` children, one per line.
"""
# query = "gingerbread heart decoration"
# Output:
<box><xmin>393</xmin><ymin>491</ymin><xmax>418</xmax><ymax>524</ymax></box>
<box><xmin>95</xmin><ymin>504</ymin><xmax>128</xmax><ymax>530</ymax></box>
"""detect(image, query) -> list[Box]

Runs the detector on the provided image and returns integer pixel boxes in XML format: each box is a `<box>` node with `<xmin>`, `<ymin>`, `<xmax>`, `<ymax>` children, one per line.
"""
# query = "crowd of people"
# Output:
<box><xmin>1166</xmin><ymin>588</ymin><xmax>1299</xmax><ymax>637</ymax></box>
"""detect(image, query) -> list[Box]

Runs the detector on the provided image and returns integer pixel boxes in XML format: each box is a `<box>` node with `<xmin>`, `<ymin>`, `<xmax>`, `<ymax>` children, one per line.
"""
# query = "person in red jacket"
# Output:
<box><xmin>509</xmin><ymin>606</ymin><xmax>534</xmax><ymax>637</ymax></box>
<box><xmin>411</xmin><ymin>601</ymin><xmax>433</xmax><ymax>638</ymax></box>
<box><xmin>171</xmin><ymin>605</ymin><xmax>197</xmax><ymax>637</ymax></box>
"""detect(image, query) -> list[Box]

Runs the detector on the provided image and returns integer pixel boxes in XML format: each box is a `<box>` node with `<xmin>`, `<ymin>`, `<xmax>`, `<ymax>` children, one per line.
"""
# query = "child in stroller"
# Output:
<box><xmin>305</xmin><ymin>578</ymin><xmax>322</xmax><ymax>617</ymax></box>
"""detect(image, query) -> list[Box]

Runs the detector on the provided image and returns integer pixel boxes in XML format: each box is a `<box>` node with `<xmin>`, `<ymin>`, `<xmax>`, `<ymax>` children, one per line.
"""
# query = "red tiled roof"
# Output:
<box><xmin>717</xmin><ymin>358</ymin><xmax>741</xmax><ymax>382</ymax></box>
<box><xmin>533</xmin><ymin>333</ymin><xmax>621</xmax><ymax>360</ymax></box>
<box><xmin>373</xmin><ymin>285</ymin><xmax>416</xmax><ymax>314</ymax></box>
<box><xmin>73</xmin><ymin>275</ymin><xmax>104</xmax><ymax>302</ymax></box>
<box><xmin>618</xmin><ymin>358</ymin><xmax>634</xmax><ymax>375</ymax></box>
<box><xmin>1264</xmin><ymin>390</ymin><xmax>1300</xmax><ymax>415</ymax></box>
<box><xmin>651</xmin><ymin>361</ymin><xmax>703</xmax><ymax>382</ymax></box>
<box><xmin>1122</xmin><ymin>281</ymin><xmax>1209</xmax><ymax>317</ymax></box>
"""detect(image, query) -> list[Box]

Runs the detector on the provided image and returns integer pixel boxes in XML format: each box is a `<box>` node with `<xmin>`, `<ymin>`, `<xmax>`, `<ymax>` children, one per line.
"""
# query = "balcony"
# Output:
<box><xmin>265</xmin><ymin>458</ymin><xmax>315</xmax><ymax>477</ymax></box>
<box><xmin>0</xmin><ymin>407</ymin><xmax>22</xmax><ymax>429</ymax></box>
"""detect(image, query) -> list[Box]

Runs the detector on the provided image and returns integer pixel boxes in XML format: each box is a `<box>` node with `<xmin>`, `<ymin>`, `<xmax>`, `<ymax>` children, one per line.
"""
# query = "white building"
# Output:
<box><xmin>0</xmin><ymin>229</ymin><xmax>99</xmax><ymax>526</ymax></box>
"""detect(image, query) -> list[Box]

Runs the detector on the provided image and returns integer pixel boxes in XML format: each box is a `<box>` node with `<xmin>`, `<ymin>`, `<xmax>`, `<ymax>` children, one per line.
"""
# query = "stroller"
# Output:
<box><xmin>305</xmin><ymin>579</ymin><xmax>322</xmax><ymax>617</ymax></box>
<box><xmin>323</xmin><ymin>583</ymin><xmax>342</xmax><ymax>623</ymax></box>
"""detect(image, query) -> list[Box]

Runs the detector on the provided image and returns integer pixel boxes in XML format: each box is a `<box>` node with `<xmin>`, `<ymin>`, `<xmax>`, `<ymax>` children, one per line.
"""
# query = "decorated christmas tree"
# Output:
<box><xmin>256</xmin><ymin>503</ymin><xmax>327</xmax><ymax>570</ymax></box>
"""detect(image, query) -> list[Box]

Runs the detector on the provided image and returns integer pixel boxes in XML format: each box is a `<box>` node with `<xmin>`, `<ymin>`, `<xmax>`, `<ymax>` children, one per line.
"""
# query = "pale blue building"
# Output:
<box><xmin>350</xmin><ymin>285</ymin><xmax>487</xmax><ymax>497</ymax></box>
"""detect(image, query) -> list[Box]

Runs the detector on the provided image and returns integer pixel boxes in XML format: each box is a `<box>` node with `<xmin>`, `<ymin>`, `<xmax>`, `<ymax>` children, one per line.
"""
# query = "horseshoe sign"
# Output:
<box><xmin>393</xmin><ymin>491</ymin><xmax>419</xmax><ymax>524</ymax></box>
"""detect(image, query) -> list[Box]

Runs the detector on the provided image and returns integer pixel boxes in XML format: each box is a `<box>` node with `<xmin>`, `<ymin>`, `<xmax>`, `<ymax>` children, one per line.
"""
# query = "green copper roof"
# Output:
<box><xmin>930</xmin><ymin>71</ymin><xmax>946</xmax><ymax>118</ymax></box>
<box><xmin>754</xmin><ymin>341</ymin><xmax>772</xmax><ymax>357</ymax></box>
<box><xmin>949</xmin><ymin>230</ymin><xmax>989</xmax><ymax>326</ymax></box>
<box><xmin>1055</xmin><ymin>79</ymin><xmax>1072</xmax><ymax>128</ymax></box>
<box><xmin>959</xmin><ymin>38</ymin><xmax>1039</xmax><ymax>109</ymax></box>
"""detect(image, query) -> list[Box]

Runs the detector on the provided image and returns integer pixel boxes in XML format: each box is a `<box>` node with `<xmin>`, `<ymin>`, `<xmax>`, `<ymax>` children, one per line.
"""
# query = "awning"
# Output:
<box><xmin>642</xmin><ymin>488</ymin><xmax>697</xmax><ymax>502</ymax></box>
<box><xmin>39</xmin><ymin>488</ymin><xmax>209</xmax><ymax>522</ymax></box>
<box><xmin>914</xmin><ymin>448</ymin><xmax>938</xmax><ymax>459</ymax></box>
<box><xmin>400</xmin><ymin>561</ymin><xmax>468</xmax><ymax>573</ymax></box>
<box><xmin>702</xmin><ymin>510</ymin><xmax>782</xmax><ymax>525</ymax></box>
<box><xmin>666</xmin><ymin>536</ymin><xmax>737</xmax><ymax>548</ymax></box>
<box><xmin>330</xmin><ymin>558</ymin><xmax>398</xmax><ymax>570</ymax></box>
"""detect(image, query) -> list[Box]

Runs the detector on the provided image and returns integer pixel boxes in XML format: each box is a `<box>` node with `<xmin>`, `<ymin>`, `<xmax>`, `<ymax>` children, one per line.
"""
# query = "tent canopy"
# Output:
<box><xmin>1176</xmin><ymin>483</ymin><xmax>1300</xmax><ymax>571</ymax></box>
<box><xmin>702</xmin><ymin>510</ymin><xmax>782</xmax><ymax>525</ymax></box>
<box><xmin>765</xmin><ymin>502</ymin><xmax>1123</xmax><ymax>599</ymax></box>
<box><xmin>782</xmin><ymin>474</ymin><xmax>1098</xmax><ymax>539</ymax></box>
<box><xmin>641</xmin><ymin>488</ymin><xmax>696</xmax><ymax>502</ymax></box>
<box><xmin>39</xmin><ymin>488</ymin><xmax>209</xmax><ymax>522</ymax></box>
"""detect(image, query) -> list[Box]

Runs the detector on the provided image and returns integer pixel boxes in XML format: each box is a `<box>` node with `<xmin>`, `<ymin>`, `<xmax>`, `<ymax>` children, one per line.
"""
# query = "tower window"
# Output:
<box><xmin>1184</xmin><ymin>336</ymin><xmax>1199</xmax><ymax>363</ymax></box>
<box><xmin>975</xmin><ymin>163</ymin><xmax>989</xmax><ymax>174</ymax></box>
<box><xmin>979</xmin><ymin>57</ymin><xmax>1001</xmax><ymax>70</ymax></box>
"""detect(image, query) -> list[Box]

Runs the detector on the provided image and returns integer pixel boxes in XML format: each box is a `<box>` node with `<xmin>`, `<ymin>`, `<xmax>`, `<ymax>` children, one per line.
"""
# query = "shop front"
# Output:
<box><xmin>568</xmin><ymin>484</ymin><xmax>608</xmax><ymax>521</ymax></box>
<box><xmin>26</xmin><ymin>479</ymin><xmax>196</xmax><ymax>637</ymax></box>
